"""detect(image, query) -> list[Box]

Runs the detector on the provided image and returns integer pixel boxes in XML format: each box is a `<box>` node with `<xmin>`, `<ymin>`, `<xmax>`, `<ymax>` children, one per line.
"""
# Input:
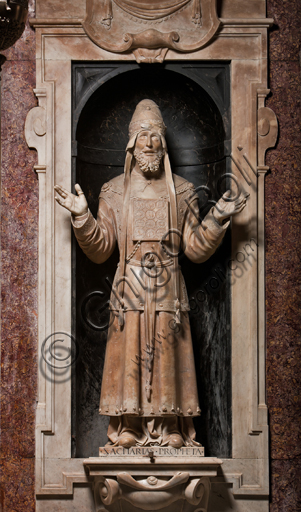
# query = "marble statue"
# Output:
<box><xmin>54</xmin><ymin>100</ymin><xmax>246</xmax><ymax>449</ymax></box>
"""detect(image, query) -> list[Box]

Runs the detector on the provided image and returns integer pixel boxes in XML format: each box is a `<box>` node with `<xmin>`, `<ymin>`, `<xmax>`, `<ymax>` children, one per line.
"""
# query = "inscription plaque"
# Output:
<box><xmin>99</xmin><ymin>446</ymin><xmax>205</xmax><ymax>457</ymax></box>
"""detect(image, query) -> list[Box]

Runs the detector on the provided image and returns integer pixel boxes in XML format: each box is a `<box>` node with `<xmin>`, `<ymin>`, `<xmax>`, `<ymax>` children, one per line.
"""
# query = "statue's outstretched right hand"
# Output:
<box><xmin>54</xmin><ymin>183</ymin><xmax>88</xmax><ymax>216</ymax></box>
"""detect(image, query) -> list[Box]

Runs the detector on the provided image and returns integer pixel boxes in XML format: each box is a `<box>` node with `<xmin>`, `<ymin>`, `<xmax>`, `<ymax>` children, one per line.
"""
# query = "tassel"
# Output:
<box><xmin>101</xmin><ymin>0</ymin><xmax>113</xmax><ymax>29</ymax></box>
<box><xmin>118</xmin><ymin>306</ymin><xmax>124</xmax><ymax>327</ymax></box>
<box><xmin>192</xmin><ymin>0</ymin><xmax>202</xmax><ymax>27</ymax></box>
<box><xmin>145</xmin><ymin>383</ymin><xmax>151</xmax><ymax>401</ymax></box>
<box><xmin>175</xmin><ymin>299</ymin><xmax>181</xmax><ymax>325</ymax></box>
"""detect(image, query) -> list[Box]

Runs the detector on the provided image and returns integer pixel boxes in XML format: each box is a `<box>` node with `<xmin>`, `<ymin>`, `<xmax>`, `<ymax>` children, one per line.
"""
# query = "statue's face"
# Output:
<box><xmin>135</xmin><ymin>130</ymin><xmax>162</xmax><ymax>153</ymax></box>
<box><xmin>134</xmin><ymin>130</ymin><xmax>164</xmax><ymax>174</ymax></box>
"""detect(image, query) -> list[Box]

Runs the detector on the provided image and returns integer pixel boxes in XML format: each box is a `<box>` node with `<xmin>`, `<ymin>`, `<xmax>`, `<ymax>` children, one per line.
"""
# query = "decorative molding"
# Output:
<box><xmin>220</xmin><ymin>18</ymin><xmax>274</xmax><ymax>28</ymax></box>
<box><xmin>35</xmin><ymin>467</ymin><xmax>88</xmax><ymax>496</ymax></box>
<box><xmin>34</xmin><ymin>457</ymin><xmax>269</xmax><ymax>498</ymax></box>
<box><xmin>255</xmin><ymin>88</ymin><xmax>277</xmax><ymax>438</ymax></box>
<box><xmin>222</xmin><ymin>458</ymin><xmax>269</xmax><ymax>496</ymax></box>
<box><xmin>26</xmin><ymin>4</ymin><xmax>278</xmax><ymax>509</ymax></box>
<box><xmin>29</xmin><ymin>17</ymin><xmax>274</xmax><ymax>29</ymax></box>
<box><xmin>29</xmin><ymin>18</ymin><xmax>82</xmax><ymax>28</ymax></box>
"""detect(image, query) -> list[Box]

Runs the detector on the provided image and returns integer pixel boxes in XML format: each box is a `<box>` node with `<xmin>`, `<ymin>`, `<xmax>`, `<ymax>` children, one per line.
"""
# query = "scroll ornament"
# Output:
<box><xmin>93</xmin><ymin>473</ymin><xmax>211</xmax><ymax>512</ymax></box>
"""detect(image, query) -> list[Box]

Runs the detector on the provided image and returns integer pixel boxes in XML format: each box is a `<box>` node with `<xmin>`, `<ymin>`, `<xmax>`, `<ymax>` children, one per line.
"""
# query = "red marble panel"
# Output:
<box><xmin>266</xmin><ymin>0</ymin><xmax>301</xmax><ymax>509</ymax></box>
<box><xmin>268</xmin><ymin>0</ymin><xmax>301</xmax><ymax>62</ymax></box>
<box><xmin>0</xmin><ymin>58</ymin><xmax>38</xmax><ymax>447</ymax></box>
<box><xmin>270</xmin><ymin>460</ymin><xmax>301</xmax><ymax>512</ymax></box>
<box><xmin>0</xmin><ymin>459</ymin><xmax>35</xmax><ymax>512</ymax></box>
<box><xmin>0</xmin><ymin>2</ymin><xmax>37</xmax><ymax>511</ymax></box>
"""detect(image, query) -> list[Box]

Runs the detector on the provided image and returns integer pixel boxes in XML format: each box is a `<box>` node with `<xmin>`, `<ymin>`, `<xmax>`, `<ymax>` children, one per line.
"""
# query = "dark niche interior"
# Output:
<box><xmin>72</xmin><ymin>62</ymin><xmax>232</xmax><ymax>458</ymax></box>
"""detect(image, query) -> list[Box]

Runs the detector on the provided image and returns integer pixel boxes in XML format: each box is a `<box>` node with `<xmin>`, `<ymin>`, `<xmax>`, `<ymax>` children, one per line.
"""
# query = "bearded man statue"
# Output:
<box><xmin>55</xmin><ymin>100</ymin><xmax>246</xmax><ymax>448</ymax></box>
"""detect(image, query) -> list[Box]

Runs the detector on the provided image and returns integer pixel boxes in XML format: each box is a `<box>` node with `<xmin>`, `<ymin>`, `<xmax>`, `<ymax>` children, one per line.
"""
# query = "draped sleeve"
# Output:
<box><xmin>182</xmin><ymin>196</ymin><xmax>230</xmax><ymax>264</ymax></box>
<box><xmin>71</xmin><ymin>197</ymin><xmax>117</xmax><ymax>264</ymax></box>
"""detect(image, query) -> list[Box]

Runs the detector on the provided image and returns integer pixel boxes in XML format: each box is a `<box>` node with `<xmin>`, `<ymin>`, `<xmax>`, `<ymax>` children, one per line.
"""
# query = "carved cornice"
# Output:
<box><xmin>28</xmin><ymin>12</ymin><xmax>275</xmax><ymax>63</ymax></box>
<box><xmin>29</xmin><ymin>17</ymin><xmax>274</xmax><ymax>29</ymax></box>
<box><xmin>220</xmin><ymin>18</ymin><xmax>274</xmax><ymax>27</ymax></box>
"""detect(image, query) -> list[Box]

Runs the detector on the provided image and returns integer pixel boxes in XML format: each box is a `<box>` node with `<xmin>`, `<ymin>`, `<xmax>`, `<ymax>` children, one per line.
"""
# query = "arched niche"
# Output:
<box><xmin>72</xmin><ymin>62</ymin><xmax>232</xmax><ymax>458</ymax></box>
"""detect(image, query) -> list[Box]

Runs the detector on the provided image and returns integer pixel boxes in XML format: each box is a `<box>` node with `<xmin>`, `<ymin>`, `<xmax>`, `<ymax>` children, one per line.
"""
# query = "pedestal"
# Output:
<box><xmin>84</xmin><ymin>451</ymin><xmax>222</xmax><ymax>512</ymax></box>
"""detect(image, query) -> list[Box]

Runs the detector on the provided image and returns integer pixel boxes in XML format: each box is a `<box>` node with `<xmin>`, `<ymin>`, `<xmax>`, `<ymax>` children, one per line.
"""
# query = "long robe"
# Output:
<box><xmin>72</xmin><ymin>170</ymin><xmax>229</xmax><ymax>445</ymax></box>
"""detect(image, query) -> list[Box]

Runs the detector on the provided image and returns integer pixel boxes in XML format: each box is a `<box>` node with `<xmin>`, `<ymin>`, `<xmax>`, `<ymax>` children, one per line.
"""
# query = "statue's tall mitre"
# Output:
<box><xmin>129</xmin><ymin>99</ymin><xmax>167</xmax><ymax>139</ymax></box>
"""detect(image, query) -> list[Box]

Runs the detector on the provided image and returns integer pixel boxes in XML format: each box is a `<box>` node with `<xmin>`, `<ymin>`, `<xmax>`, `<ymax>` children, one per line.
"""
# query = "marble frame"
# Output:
<box><xmin>25</xmin><ymin>5</ymin><xmax>278</xmax><ymax>511</ymax></box>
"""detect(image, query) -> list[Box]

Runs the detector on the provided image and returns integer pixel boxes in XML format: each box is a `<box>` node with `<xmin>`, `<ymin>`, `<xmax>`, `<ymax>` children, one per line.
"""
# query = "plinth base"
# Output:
<box><xmin>84</xmin><ymin>454</ymin><xmax>222</xmax><ymax>512</ymax></box>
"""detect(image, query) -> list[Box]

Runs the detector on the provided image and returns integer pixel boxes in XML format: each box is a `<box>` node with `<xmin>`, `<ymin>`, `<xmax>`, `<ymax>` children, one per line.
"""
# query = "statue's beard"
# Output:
<box><xmin>134</xmin><ymin>149</ymin><xmax>164</xmax><ymax>174</ymax></box>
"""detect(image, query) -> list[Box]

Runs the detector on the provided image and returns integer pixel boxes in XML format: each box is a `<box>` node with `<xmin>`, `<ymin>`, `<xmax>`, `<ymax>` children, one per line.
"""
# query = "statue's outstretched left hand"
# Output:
<box><xmin>213</xmin><ymin>190</ymin><xmax>248</xmax><ymax>225</ymax></box>
<box><xmin>54</xmin><ymin>183</ymin><xmax>88</xmax><ymax>216</ymax></box>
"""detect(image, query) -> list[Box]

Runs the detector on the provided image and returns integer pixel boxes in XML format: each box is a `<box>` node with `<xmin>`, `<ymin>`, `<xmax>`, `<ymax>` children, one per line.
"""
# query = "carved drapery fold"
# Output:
<box><xmin>113</xmin><ymin>0</ymin><xmax>191</xmax><ymax>20</ymax></box>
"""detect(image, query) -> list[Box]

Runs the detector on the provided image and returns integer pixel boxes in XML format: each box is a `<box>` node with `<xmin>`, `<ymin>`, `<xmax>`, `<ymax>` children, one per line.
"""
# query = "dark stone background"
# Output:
<box><xmin>0</xmin><ymin>0</ymin><xmax>300</xmax><ymax>510</ymax></box>
<box><xmin>73</xmin><ymin>63</ymin><xmax>232</xmax><ymax>459</ymax></box>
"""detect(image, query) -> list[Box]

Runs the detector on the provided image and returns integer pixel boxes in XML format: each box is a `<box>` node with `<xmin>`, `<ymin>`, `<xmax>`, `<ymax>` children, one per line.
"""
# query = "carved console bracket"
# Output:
<box><xmin>25</xmin><ymin>88</ymin><xmax>47</xmax><ymax>175</ymax></box>
<box><xmin>257</xmin><ymin>89</ymin><xmax>278</xmax><ymax>169</ymax></box>
<box><xmin>84</xmin><ymin>456</ymin><xmax>222</xmax><ymax>512</ymax></box>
